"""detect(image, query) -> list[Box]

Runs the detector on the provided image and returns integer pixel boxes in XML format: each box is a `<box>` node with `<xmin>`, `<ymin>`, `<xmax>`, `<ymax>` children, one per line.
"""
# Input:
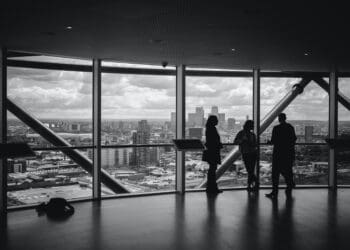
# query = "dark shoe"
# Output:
<box><xmin>265</xmin><ymin>192</ymin><xmax>277</xmax><ymax>199</ymax></box>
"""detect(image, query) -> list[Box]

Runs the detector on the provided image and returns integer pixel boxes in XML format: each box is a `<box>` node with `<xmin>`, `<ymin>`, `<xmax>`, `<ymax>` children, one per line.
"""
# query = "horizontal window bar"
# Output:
<box><xmin>7</xmin><ymin>60</ymin><xmax>176</xmax><ymax>75</ymax></box>
<box><xmin>29</xmin><ymin>142</ymin><xmax>328</xmax><ymax>151</ymax></box>
<box><xmin>186</xmin><ymin>70</ymin><xmax>253</xmax><ymax>77</ymax></box>
<box><xmin>7</xmin><ymin>60</ymin><xmax>92</xmax><ymax>72</ymax></box>
<box><xmin>101</xmin><ymin>144</ymin><xmax>174</xmax><ymax>148</ymax></box>
<box><xmin>31</xmin><ymin>146</ymin><xmax>96</xmax><ymax>151</ymax></box>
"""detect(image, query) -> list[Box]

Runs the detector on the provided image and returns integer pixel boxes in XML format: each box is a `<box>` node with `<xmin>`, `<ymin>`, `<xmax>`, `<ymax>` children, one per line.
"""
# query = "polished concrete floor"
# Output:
<box><xmin>2</xmin><ymin>189</ymin><xmax>350</xmax><ymax>250</ymax></box>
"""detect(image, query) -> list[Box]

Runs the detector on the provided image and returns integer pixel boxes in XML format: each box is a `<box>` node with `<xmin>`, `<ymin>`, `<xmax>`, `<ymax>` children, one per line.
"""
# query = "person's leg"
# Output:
<box><xmin>206</xmin><ymin>164</ymin><xmax>218</xmax><ymax>192</ymax></box>
<box><xmin>282</xmin><ymin>164</ymin><xmax>294</xmax><ymax>197</ymax></box>
<box><xmin>266</xmin><ymin>159</ymin><xmax>280</xmax><ymax>198</ymax></box>
<box><xmin>243</xmin><ymin>154</ymin><xmax>253</xmax><ymax>190</ymax></box>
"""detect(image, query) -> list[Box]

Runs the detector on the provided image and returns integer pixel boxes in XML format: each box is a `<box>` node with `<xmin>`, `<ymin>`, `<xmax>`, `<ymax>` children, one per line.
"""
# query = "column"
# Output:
<box><xmin>176</xmin><ymin>65</ymin><xmax>186</xmax><ymax>193</ymax></box>
<box><xmin>93</xmin><ymin>59</ymin><xmax>101</xmax><ymax>199</ymax></box>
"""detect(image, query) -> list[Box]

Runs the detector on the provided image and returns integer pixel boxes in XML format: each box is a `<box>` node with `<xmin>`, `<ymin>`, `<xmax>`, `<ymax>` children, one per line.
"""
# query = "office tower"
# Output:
<box><xmin>188</xmin><ymin>113</ymin><xmax>197</xmax><ymax>127</ymax></box>
<box><xmin>227</xmin><ymin>118</ymin><xmax>236</xmax><ymax>130</ymax></box>
<box><xmin>305</xmin><ymin>126</ymin><xmax>314</xmax><ymax>142</ymax></box>
<box><xmin>170</xmin><ymin>112</ymin><xmax>176</xmax><ymax>131</ymax></box>
<box><xmin>189</xmin><ymin>127</ymin><xmax>203</xmax><ymax>139</ymax></box>
<box><xmin>131</xmin><ymin>120</ymin><xmax>151</xmax><ymax>168</ymax></box>
<box><xmin>246</xmin><ymin>115</ymin><xmax>249</xmax><ymax>120</ymax></box>
<box><xmin>102</xmin><ymin>149</ymin><xmax>116</xmax><ymax>168</ymax></box>
<box><xmin>195</xmin><ymin>107</ymin><xmax>204</xmax><ymax>126</ymax></box>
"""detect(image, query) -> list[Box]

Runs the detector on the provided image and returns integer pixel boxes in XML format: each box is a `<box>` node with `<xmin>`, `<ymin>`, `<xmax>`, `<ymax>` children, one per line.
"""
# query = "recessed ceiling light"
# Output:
<box><xmin>304</xmin><ymin>52</ymin><xmax>309</xmax><ymax>56</ymax></box>
<box><xmin>66</xmin><ymin>26</ymin><xmax>73</xmax><ymax>30</ymax></box>
<box><xmin>231</xmin><ymin>48</ymin><xmax>236</xmax><ymax>52</ymax></box>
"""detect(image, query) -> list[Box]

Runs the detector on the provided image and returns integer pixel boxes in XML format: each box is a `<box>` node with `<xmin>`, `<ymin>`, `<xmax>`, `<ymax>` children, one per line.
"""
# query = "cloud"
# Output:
<box><xmin>6</xmin><ymin>67</ymin><xmax>350</xmax><ymax>120</ymax></box>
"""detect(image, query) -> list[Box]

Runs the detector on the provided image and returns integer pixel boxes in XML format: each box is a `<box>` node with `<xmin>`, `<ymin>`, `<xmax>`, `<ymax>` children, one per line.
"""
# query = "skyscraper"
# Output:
<box><xmin>227</xmin><ymin>118</ymin><xmax>236</xmax><ymax>130</ymax></box>
<box><xmin>131</xmin><ymin>120</ymin><xmax>151</xmax><ymax>168</ymax></box>
<box><xmin>305</xmin><ymin>126</ymin><xmax>314</xmax><ymax>142</ymax></box>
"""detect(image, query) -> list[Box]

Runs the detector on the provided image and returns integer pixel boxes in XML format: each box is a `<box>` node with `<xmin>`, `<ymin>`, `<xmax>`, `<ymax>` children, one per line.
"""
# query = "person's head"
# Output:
<box><xmin>278</xmin><ymin>113</ymin><xmax>287</xmax><ymax>123</ymax></box>
<box><xmin>206</xmin><ymin>115</ymin><xmax>218</xmax><ymax>127</ymax></box>
<box><xmin>243</xmin><ymin>120</ymin><xmax>254</xmax><ymax>131</ymax></box>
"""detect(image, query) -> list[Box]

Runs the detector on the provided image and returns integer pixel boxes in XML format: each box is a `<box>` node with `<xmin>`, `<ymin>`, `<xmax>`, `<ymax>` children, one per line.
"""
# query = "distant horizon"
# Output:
<box><xmin>8</xmin><ymin>117</ymin><xmax>350</xmax><ymax>122</ymax></box>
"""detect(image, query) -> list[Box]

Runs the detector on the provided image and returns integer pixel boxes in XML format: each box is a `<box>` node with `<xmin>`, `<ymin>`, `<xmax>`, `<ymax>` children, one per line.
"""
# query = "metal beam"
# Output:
<box><xmin>198</xmin><ymin>78</ymin><xmax>312</xmax><ymax>188</ymax></box>
<box><xmin>176</xmin><ymin>65</ymin><xmax>186</xmax><ymax>194</ymax></box>
<box><xmin>93</xmin><ymin>59</ymin><xmax>101</xmax><ymax>199</ymax></box>
<box><xmin>329</xmin><ymin>71</ymin><xmax>338</xmax><ymax>189</ymax></box>
<box><xmin>0</xmin><ymin>48</ymin><xmax>7</xmax><ymax>215</ymax></box>
<box><xmin>313</xmin><ymin>77</ymin><xmax>350</xmax><ymax>111</ymax></box>
<box><xmin>6</xmin><ymin>98</ymin><xmax>130</xmax><ymax>194</ymax></box>
<box><xmin>253</xmin><ymin>69</ymin><xmax>260</xmax><ymax>187</ymax></box>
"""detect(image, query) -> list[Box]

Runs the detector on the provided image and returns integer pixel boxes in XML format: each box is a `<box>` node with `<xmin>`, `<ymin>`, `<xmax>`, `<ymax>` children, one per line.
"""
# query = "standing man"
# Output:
<box><xmin>265</xmin><ymin>113</ymin><xmax>297</xmax><ymax>199</ymax></box>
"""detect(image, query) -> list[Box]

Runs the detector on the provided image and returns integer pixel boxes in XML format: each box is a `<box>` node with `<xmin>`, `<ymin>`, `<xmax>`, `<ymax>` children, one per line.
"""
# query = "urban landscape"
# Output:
<box><xmin>6</xmin><ymin>106</ymin><xmax>350</xmax><ymax>207</ymax></box>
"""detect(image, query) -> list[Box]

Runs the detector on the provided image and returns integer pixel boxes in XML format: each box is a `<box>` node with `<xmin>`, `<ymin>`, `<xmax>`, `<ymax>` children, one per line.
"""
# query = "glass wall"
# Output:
<box><xmin>260</xmin><ymin>78</ymin><xmax>329</xmax><ymax>185</ymax></box>
<box><xmin>101</xmin><ymin>72</ymin><xmax>176</xmax><ymax>195</ymax></box>
<box><xmin>6</xmin><ymin>58</ymin><xmax>93</xmax><ymax>207</ymax></box>
<box><xmin>5</xmin><ymin>52</ymin><xmax>347</xmax><ymax>208</ymax></box>
<box><xmin>185</xmin><ymin>76</ymin><xmax>253</xmax><ymax>189</ymax></box>
<box><xmin>338</xmin><ymin>78</ymin><xmax>350</xmax><ymax>184</ymax></box>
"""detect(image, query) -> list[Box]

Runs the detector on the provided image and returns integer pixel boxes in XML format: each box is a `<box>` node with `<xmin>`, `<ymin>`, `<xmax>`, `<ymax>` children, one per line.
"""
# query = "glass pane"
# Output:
<box><xmin>185</xmin><ymin>76</ymin><xmax>252</xmax><ymax>189</ymax></box>
<box><xmin>7</xmin><ymin>149</ymin><xmax>93</xmax><ymax>207</ymax></box>
<box><xmin>338</xmin><ymin>78</ymin><xmax>350</xmax><ymax>184</ymax></box>
<box><xmin>7</xmin><ymin>67</ymin><xmax>93</xmax><ymax>147</ymax></box>
<box><xmin>100</xmin><ymin>146</ymin><xmax>176</xmax><ymax>194</ymax></box>
<box><xmin>101</xmin><ymin>73</ymin><xmax>176</xmax><ymax>145</ymax></box>
<box><xmin>260</xmin><ymin>78</ymin><xmax>328</xmax><ymax>143</ymax></box>
<box><xmin>260</xmin><ymin>145</ymin><xmax>328</xmax><ymax>186</ymax></box>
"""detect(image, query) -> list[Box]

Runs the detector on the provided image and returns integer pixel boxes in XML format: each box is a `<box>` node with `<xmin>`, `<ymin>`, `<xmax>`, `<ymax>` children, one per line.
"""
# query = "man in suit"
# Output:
<box><xmin>265</xmin><ymin>113</ymin><xmax>297</xmax><ymax>199</ymax></box>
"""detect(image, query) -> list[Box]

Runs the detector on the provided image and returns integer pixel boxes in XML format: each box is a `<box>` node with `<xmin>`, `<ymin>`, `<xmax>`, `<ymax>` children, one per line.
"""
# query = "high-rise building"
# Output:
<box><xmin>227</xmin><ymin>118</ymin><xmax>236</xmax><ymax>130</ymax></box>
<box><xmin>305</xmin><ymin>126</ymin><xmax>314</xmax><ymax>142</ymax></box>
<box><xmin>131</xmin><ymin>120</ymin><xmax>151</xmax><ymax>167</ymax></box>
<box><xmin>102</xmin><ymin>149</ymin><xmax>117</xmax><ymax>167</ymax></box>
<box><xmin>188</xmin><ymin>113</ymin><xmax>197</xmax><ymax>127</ymax></box>
<box><xmin>188</xmin><ymin>107</ymin><xmax>205</xmax><ymax>127</ymax></box>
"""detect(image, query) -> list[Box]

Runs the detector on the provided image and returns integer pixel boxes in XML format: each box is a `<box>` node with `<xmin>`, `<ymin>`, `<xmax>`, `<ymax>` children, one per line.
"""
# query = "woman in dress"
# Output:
<box><xmin>202</xmin><ymin>115</ymin><xmax>223</xmax><ymax>194</ymax></box>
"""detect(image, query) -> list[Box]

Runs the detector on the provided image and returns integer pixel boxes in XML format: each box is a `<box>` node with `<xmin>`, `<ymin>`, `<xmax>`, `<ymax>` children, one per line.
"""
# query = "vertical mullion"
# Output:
<box><xmin>253</xmin><ymin>69</ymin><xmax>260</xmax><ymax>188</ymax></box>
<box><xmin>93</xmin><ymin>59</ymin><xmax>101</xmax><ymax>199</ymax></box>
<box><xmin>176</xmin><ymin>65</ymin><xmax>186</xmax><ymax>194</ymax></box>
<box><xmin>329</xmin><ymin>70</ymin><xmax>338</xmax><ymax>189</ymax></box>
<box><xmin>0</xmin><ymin>48</ymin><xmax>7</xmax><ymax>214</ymax></box>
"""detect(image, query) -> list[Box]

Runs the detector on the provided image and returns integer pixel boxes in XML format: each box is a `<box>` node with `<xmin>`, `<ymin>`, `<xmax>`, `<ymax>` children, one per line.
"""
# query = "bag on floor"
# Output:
<box><xmin>36</xmin><ymin>198</ymin><xmax>75</xmax><ymax>218</ymax></box>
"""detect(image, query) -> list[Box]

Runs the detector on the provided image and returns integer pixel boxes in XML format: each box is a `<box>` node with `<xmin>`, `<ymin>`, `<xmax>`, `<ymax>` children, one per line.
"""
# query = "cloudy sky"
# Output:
<box><xmin>7</xmin><ymin>67</ymin><xmax>350</xmax><ymax>121</ymax></box>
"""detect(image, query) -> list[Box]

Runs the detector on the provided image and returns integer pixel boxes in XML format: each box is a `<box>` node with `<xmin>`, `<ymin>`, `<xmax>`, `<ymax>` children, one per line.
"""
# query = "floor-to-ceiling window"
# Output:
<box><xmin>337</xmin><ymin>77</ymin><xmax>350</xmax><ymax>184</ymax></box>
<box><xmin>101</xmin><ymin>61</ymin><xmax>176</xmax><ymax>194</ymax></box>
<box><xmin>260</xmin><ymin>77</ymin><xmax>329</xmax><ymax>186</ymax></box>
<box><xmin>185</xmin><ymin>70</ymin><xmax>253</xmax><ymax>189</ymax></box>
<box><xmin>6</xmin><ymin>54</ymin><xmax>93</xmax><ymax>207</ymax></box>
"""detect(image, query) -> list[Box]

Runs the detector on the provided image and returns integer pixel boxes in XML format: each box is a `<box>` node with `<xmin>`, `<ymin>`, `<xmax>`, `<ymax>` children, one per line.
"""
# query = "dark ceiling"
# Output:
<box><xmin>1</xmin><ymin>1</ymin><xmax>349</xmax><ymax>71</ymax></box>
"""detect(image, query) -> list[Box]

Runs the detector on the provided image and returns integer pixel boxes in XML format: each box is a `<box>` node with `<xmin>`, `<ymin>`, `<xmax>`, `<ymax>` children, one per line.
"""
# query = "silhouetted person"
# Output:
<box><xmin>202</xmin><ymin>115</ymin><xmax>223</xmax><ymax>194</ymax></box>
<box><xmin>234</xmin><ymin>120</ymin><xmax>258</xmax><ymax>192</ymax></box>
<box><xmin>266</xmin><ymin>113</ymin><xmax>296</xmax><ymax>199</ymax></box>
